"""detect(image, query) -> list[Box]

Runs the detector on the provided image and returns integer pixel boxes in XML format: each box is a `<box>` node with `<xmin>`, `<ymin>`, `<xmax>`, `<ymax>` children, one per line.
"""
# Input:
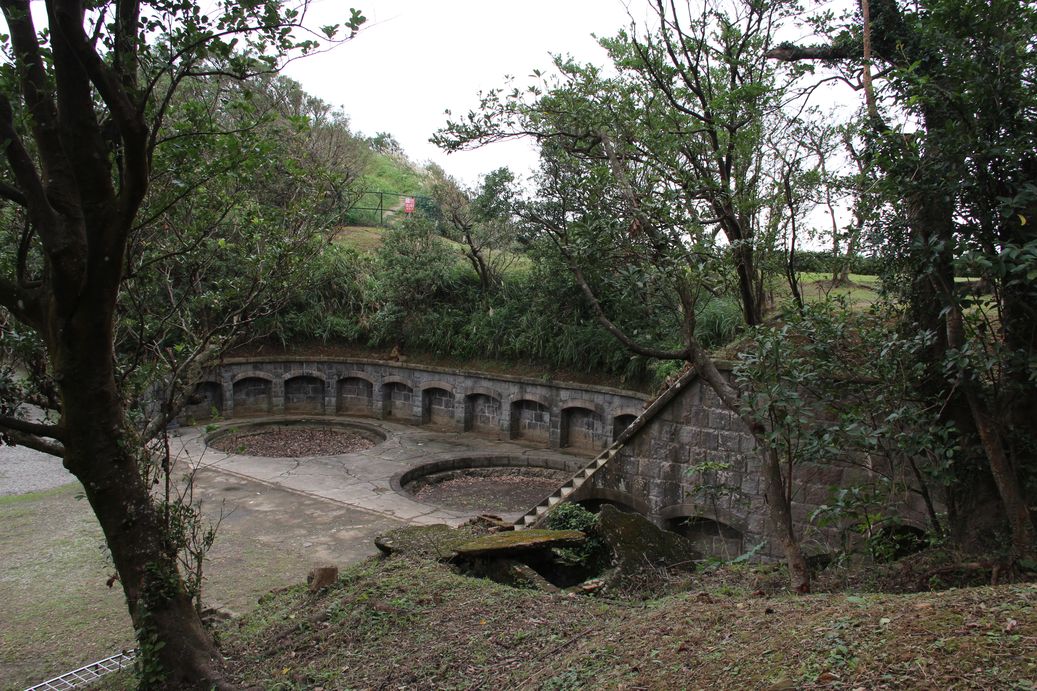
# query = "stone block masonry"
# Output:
<box><xmin>573</xmin><ymin>374</ymin><xmax>934</xmax><ymax>560</ymax></box>
<box><xmin>231</xmin><ymin>375</ymin><xmax>273</xmax><ymax>416</ymax></box>
<box><xmin>189</xmin><ymin>356</ymin><xmax>932</xmax><ymax>561</ymax></box>
<box><xmin>200</xmin><ymin>357</ymin><xmax>649</xmax><ymax>453</ymax></box>
<box><xmin>284</xmin><ymin>375</ymin><xmax>326</xmax><ymax>414</ymax></box>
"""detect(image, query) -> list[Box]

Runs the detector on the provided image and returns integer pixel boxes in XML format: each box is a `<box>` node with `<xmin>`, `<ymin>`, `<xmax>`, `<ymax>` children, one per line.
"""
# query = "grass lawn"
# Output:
<box><xmin>794</xmin><ymin>272</ymin><xmax>882</xmax><ymax>308</ymax></box>
<box><xmin>332</xmin><ymin>225</ymin><xmax>388</xmax><ymax>252</ymax></box>
<box><xmin>333</xmin><ymin>224</ymin><xmax>533</xmax><ymax>277</ymax></box>
<box><xmin>0</xmin><ymin>484</ymin><xmax>134</xmax><ymax>690</ymax></box>
<box><xmin>0</xmin><ymin>469</ymin><xmax>391</xmax><ymax>690</ymax></box>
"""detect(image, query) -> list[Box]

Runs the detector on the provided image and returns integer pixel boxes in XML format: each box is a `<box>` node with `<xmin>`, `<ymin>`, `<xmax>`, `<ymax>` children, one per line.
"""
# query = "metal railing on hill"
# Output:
<box><xmin>350</xmin><ymin>190</ymin><xmax>436</xmax><ymax>226</ymax></box>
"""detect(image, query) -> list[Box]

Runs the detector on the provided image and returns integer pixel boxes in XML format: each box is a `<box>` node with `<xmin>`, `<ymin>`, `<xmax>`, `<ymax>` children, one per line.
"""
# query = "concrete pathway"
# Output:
<box><xmin>172</xmin><ymin>415</ymin><xmax>582</xmax><ymax>527</ymax></box>
<box><xmin>0</xmin><ymin>443</ymin><xmax>74</xmax><ymax>496</ymax></box>
<box><xmin>1</xmin><ymin>415</ymin><xmax>583</xmax><ymax>620</ymax></box>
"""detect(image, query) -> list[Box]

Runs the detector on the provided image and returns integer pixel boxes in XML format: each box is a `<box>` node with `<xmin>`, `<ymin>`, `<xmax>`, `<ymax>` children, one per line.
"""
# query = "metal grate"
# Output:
<box><xmin>25</xmin><ymin>650</ymin><xmax>136</xmax><ymax>690</ymax></box>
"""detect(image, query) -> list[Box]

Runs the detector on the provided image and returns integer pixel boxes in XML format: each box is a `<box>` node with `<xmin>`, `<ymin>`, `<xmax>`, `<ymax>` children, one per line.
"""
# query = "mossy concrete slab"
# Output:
<box><xmin>455</xmin><ymin>529</ymin><xmax>585</xmax><ymax>556</ymax></box>
<box><xmin>374</xmin><ymin>524</ymin><xmax>483</xmax><ymax>559</ymax></box>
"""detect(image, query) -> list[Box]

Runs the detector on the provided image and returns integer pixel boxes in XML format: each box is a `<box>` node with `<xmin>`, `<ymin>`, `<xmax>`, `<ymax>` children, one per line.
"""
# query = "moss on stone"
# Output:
<box><xmin>597</xmin><ymin>505</ymin><xmax>699</xmax><ymax>571</ymax></box>
<box><xmin>455</xmin><ymin>529</ymin><xmax>585</xmax><ymax>556</ymax></box>
<box><xmin>375</xmin><ymin>524</ymin><xmax>483</xmax><ymax>560</ymax></box>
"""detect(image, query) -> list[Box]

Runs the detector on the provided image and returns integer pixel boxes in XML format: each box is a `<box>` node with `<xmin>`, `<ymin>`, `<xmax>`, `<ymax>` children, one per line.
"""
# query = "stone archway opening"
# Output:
<box><xmin>184</xmin><ymin>381</ymin><xmax>222</xmax><ymax>423</ymax></box>
<box><xmin>382</xmin><ymin>381</ymin><xmax>414</xmax><ymax>419</ymax></box>
<box><xmin>421</xmin><ymin>387</ymin><xmax>455</xmax><ymax>428</ymax></box>
<box><xmin>666</xmin><ymin>516</ymin><xmax>744</xmax><ymax>560</ymax></box>
<box><xmin>560</xmin><ymin>406</ymin><xmax>606</xmax><ymax>453</ymax></box>
<box><xmin>509</xmin><ymin>399</ymin><xmax>550</xmax><ymax>444</ymax></box>
<box><xmin>232</xmin><ymin>377</ymin><xmax>272</xmax><ymax>416</ymax></box>
<box><xmin>284</xmin><ymin>375</ymin><xmax>326</xmax><ymax>414</ymax></box>
<box><xmin>336</xmin><ymin>377</ymin><xmax>374</xmax><ymax>415</ymax></box>
<box><xmin>612</xmin><ymin>414</ymin><xmax>637</xmax><ymax>441</ymax></box>
<box><xmin>463</xmin><ymin>393</ymin><xmax>502</xmax><ymax>436</ymax></box>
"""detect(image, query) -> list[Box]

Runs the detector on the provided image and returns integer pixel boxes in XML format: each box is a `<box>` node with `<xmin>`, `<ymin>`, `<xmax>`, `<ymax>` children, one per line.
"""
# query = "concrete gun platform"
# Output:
<box><xmin>171</xmin><ymin>415</ymin><xmax>583</xmax><ymax>527</ymax></box>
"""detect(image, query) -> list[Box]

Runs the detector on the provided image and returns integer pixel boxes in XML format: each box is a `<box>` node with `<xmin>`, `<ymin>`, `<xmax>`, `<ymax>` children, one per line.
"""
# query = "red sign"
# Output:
<box><xmin>403</xmin><ymin>197</ymin><xmax>416</xmax><ymax>214</ymax></box>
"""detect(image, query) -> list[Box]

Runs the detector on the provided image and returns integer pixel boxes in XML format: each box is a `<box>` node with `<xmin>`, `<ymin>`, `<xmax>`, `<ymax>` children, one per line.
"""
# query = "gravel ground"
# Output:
<box><xmin>412</xmin><ymin>473</ymin><xmax>562</xmax><ymax>513</ymax></box>
<box><xmin>209</xmin><ymin>427</ymin><xmax>377</xmax><ymax>457</ymax></box>
<box><xmin>0</xmin><ymin>443</ymin><xmax>75</xmax><ymax>496</ymax></box>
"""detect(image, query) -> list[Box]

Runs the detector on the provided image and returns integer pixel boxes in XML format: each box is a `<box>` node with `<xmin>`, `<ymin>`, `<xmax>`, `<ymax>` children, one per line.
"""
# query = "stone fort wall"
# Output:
<box><xmin>569</xmin><ymin>374</ymin><xmax>932</xmax><ymax>559</ymax></box>
<box><xmin>186</xmin><ymin>357</ymin><xmax>930</xmax><ymax>559</ymax></box>
<box><xmin>184</xmin><ymin>357</ymin><xmax>648</xmax><ymax>454</ymax></box>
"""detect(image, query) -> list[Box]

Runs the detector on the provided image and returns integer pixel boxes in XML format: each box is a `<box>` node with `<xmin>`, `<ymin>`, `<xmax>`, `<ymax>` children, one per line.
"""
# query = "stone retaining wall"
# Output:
<box><xmin>184</xmin><ymin>357</ymin><xmax>650</xmax><ymax>455</ymax></box>
<box><xmin>572</xmin><ymin>373</ymin><xmax>933</xmax><ymax>559</ymax></box>
<box><xmin>184</xmin><ymin>357</ymin><xmax>930</xmax><ymax>560</ymax></box>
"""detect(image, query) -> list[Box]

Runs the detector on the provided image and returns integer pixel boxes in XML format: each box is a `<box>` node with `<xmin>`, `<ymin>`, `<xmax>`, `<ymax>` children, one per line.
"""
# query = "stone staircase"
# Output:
<box><xmin>515</xmin><ymin>366</ymin><xmax>699</xmax><ymax>529</ymax></box>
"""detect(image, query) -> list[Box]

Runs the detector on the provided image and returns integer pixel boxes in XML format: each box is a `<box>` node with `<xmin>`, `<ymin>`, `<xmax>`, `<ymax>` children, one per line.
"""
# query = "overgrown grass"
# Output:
<box><xmin>346</xmin><ymin>152</ymin><xmax>430</xmax><ymax>227</ymax></box>
<box><xmin>217</xmin><ymin>553</ymin><xmax>1037</xmax><ymax>690</ymax></box>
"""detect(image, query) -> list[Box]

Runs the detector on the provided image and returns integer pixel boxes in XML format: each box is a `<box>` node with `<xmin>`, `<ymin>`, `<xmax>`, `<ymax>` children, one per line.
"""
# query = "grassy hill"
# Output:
<box><xmin>218</xmin><ymin>553</ymin><xmax>1037</xmax><ymax>690</ymax></box>
<box><xmin>346</xmin><ymin>150</ymin><xmax>431</xmax><ymax>227</ymax></box>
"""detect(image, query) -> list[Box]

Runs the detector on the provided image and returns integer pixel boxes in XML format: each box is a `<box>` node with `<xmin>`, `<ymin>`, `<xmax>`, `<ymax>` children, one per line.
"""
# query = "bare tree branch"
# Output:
<box><xmin>0</xmin><ymin>429</ymin><xmax>65</xmax><ymax>457</ymax></box>
<box><xmin>0</xmin><ymin>415</ymin><xmax>64</xmax><ymax>440</ymax></box>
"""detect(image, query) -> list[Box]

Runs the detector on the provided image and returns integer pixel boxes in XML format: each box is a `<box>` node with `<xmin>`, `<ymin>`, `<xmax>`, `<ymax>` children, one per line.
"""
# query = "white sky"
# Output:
<box><xmin>285</xmin><ymin>0</ymin><xmax>653</xmax><ymax>188</ymax></box>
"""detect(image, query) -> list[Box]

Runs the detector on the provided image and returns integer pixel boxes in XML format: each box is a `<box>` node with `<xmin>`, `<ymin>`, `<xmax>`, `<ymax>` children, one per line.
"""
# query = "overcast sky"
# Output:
<box><xmin>284</xmin><ymin>0</ymin><xmax>654</xmax><ymax>188</ymax></box>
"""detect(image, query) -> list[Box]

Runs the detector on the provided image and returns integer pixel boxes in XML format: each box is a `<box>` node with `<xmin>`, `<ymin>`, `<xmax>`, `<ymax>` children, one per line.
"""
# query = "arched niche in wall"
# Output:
<box><xmin>231</xmin><ymin>372</ymin><xmax>274</xmax><ymax>416</ymax></box>
<box><xmin>283</xmin><ymin>373</ymin><xmax>327</xmax><ymax>414</ymax></box>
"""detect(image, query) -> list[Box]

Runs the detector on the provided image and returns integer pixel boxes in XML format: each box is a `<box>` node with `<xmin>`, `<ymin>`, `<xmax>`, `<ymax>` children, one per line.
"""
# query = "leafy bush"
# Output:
<box><xmin>545</xmin><ymin>502</ymin><xmax>608</xmax><ymax>569</ymax></box>
<box><xmin>694</xmin><ymin>297</ymin><xmax>744</xmax><ymax>350</ymax></box>
<box><xmin>546</xmin><ymin>502</ymin><xmax>598</xmax><ymax>533</ymax></box>
<box><xmin>263</xmin><ymin>221</ymin><xmax>750</xmax><ymax>388</ymax></box>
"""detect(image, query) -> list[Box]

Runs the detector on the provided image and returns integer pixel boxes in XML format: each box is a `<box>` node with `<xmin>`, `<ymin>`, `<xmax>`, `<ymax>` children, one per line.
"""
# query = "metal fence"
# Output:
<box><xmin>350</xmin><ymin>190</ymin><xmax>435</xmax><ymax>226</ymax></box>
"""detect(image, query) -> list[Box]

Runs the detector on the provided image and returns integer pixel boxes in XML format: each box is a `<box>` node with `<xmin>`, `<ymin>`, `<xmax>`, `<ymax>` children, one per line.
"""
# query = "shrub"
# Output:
<box><xmin>545</xmin><ymin>502</ymin><xmax>608</xmax><ymax>569</ymax></box>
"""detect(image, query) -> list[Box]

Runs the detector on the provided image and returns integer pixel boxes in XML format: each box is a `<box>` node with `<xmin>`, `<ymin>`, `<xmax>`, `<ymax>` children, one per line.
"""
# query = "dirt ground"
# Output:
<box><xmin>410</xmin><ymin>470</ymin><xmax>568</xmax><ymax>514</ymax></box>
<box><xmin>0</xmin><ymin>469</ymin><xmax>406</xmax><ymax>690</ymax></box>
<box><xmin>221</xmin><ymin>553</ymin><xmax>1037</xmax><ymax>690</ymax></box>
<box><xmin>208</xmin><ymin>427</ymin><xmax>376</xmax><ymax>458</ymax></box>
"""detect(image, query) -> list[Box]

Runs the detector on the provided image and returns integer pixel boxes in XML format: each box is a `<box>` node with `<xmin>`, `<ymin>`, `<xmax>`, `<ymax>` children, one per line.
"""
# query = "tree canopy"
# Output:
<box><xmin>0</xmin><ymin>1</ymin><xmax>364</xmax><ymax>687</ymax></box>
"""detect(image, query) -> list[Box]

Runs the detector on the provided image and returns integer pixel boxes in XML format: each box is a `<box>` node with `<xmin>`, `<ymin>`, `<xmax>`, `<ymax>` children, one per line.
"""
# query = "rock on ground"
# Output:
<box><xmin>597</xmin><ymin>504</ymin><xmax>700</xmax><ymax>571</ymax></box>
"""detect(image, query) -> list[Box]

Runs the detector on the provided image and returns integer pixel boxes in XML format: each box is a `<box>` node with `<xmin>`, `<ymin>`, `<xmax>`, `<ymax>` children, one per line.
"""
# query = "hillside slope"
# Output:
<box><xmin>221</xmin><ymin>556</ymin><xmax>1037</xmax><ymax>690</ymax></box>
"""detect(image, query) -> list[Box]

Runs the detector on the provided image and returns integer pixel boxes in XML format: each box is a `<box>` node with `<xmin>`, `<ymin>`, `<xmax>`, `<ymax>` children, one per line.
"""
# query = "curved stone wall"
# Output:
<box><xmin>184</xmin><ymin>356</ymin><xmax>933</xmax><ymax>560</ymax></box>
<box><xmin>184</xmin><ymin>357</ymin><xmax>650</xmax><ymax>455</ymax></box>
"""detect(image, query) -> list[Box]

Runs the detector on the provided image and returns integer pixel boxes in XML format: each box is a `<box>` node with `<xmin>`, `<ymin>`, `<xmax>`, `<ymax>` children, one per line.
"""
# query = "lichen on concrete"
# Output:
<box><xmin>455</xmin><ymin>529</ymin><xmax>586</xmax><ymax>556</ymax></box>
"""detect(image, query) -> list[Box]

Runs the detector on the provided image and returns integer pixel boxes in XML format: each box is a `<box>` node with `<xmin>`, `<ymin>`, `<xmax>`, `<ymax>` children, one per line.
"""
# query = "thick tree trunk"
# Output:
<box><xmin>906</xmin><ymin>176</ymin><xmax>1035</xmax><ymax>557</ymax></box>
<box><xmin>52</xmin><ymin>307</ymin><xmax>229</xmax><ymax>689</ymax></box>
<box><xmin>964</xmin><ymin>391</ymin><xmax>1037</xmax><ymax>557</ymax></box>
<box><xmin>944</xmin><ymin>290</ymin><xmax>1037</xmax><ymax>557</ymax></box>
<box><xmin>1000</xmin><ymin>192</ymin><xmax>1037</xmax><ymax>531</ymax></box>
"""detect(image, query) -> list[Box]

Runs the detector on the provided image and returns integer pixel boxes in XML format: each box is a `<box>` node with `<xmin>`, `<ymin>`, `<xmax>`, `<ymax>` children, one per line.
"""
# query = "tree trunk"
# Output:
<box><xmin>52</xmin><ymin>304</ymin><xmax>229</xmax><ymax>690</ymax></box>
<box><xmin>761</xmin><ymin>447</ymin><xmax>811</xmax><ymax>592</ymax></box>
<box><xmin>905</xmin><ymin>167</ymin><xmax>1035</xmax><ymax>557</ymax></box>
<box><xmin>688</xmin><ymin>346</ymin><xmax>812</xmax><ymax>592</ymax></box>
<box><xmin>943</xmin><ymin>292</ymin><xmax>1037</xmax><ymax>557</ymax></box>
<box><xmin>964</xmin><ymin>391</ymin><xmax>1037</xmax><ymax>557</ymax></box>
